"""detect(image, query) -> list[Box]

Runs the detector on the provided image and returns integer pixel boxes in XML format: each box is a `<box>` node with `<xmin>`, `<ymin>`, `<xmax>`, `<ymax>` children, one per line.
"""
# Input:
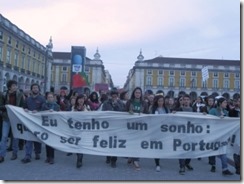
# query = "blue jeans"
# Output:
<box><xmin>24</xmin><ymin>141</ymin><xmax>42</xmax><ymax>159</ymax></box>
<box><xmin>0</xmin><ymin>120</ymin><xmax>19</xmax><ymax>157</ymax></box>
<box><xmin>218</xmin><ymin>154</ymin><xmax>228</xmax><ymax>170</ymax></box>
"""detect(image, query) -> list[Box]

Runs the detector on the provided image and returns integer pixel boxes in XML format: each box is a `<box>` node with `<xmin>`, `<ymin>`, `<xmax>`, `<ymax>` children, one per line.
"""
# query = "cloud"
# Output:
<box><xmin>1</xmin><ymin>0</ymin><xmax>239</xmax><ymax>87</ymax></box>
<box><xmin>1</xmin><ymin>0</ymin><xmax>208</xmax><ymax>48</ymax></box>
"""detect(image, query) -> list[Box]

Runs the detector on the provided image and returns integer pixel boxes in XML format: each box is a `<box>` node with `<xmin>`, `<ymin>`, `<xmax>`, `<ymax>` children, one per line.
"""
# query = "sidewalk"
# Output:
<box><xmin>0</xmin><ymin>145</ymin><xmax>240</xmax><ymax>181</ymax></box>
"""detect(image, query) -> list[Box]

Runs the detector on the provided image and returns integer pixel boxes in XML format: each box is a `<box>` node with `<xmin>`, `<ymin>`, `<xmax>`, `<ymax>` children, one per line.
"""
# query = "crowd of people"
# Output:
<box><xmin>0</xmin><ymin>79</ymin><xmax>240</xmax><ymax>176</ymax></box>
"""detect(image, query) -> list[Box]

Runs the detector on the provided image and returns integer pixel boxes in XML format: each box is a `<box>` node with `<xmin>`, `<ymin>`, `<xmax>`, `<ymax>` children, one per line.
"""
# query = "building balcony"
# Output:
<box><xmin>27</xmin><ymin>70</ymin><xmax>31</xmax><ymax>75</ymax></box>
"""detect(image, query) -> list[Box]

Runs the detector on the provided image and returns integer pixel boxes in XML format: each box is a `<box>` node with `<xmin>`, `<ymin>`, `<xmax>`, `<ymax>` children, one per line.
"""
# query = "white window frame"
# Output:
<box><xmin>158</xmin><ymin>70</ymin><xmax>163</xmax><ymax>75</ymax></box>
<box><xmin>62</xmin><ymin>73</ymin><xmax>67</xmax><ymax>82</ymax></box>
<box><xmin>179</xmin><ymin>78</ymin><xmax>186</xmax><ymax>87</ymax></box>
<box><xmin>157</xmin><ymin>77</ymin><xmax>163</xmax><ymax>86</ymax></box>
<box><xmin>169</xmin><ymin>77</ymin><xmax>174</xmax><ymax>87</ymax></box>
<box><xmin>212</xmin><ymin>79</ymin><xmax>218</xmax><ymax>88</ymax></box>
<box><xmin>147</xmin><ymin>69</ymin><xmax>152</xmax><ymax>75</ymax></box>
<box><xmin>146</xmin><ymin>76</ymin><xmax>152</xmax><ymax>85</ymax></box>
<box><xmin>169</xmin><ymin>70</ymin><xmax>175</xmax><ymax>76</ymax></box>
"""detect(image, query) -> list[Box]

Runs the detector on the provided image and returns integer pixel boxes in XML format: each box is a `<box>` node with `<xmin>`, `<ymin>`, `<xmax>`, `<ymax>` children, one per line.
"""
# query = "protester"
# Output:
<box><xmin>227</xmin><ymin>97</ymin><xmax>240</xmax><ymax>175</ymax></box>
<box><xmin>21</xmin><ymin>83</ymin><xmax>46</xmax><ymax>163</ymax></box>
<box><xmin>73</xmin><ymin>94</ymin><xmax>91</xmax><ymax>168</ymax></box>
<box><xmin>102</xmin><ymin>89</ymin><xmax>125</xmax><ymax>168</ymax></box>
<box><xmin>119</xmin><ymin>90</ymin><xmax>129</xmax><ymax>105</ymax></box>
<box><xmin>208</xmin><ymin>97</ymin><xmax>233</xmax><ymax>175</ymax></box>
<box><xmin>41</xmin><ymin>92</ymin><xmax>60</xmax><ymax>164</ymax></box>
<box><xmin>88</xmin><ymin>91</ymin><xmax>100</xmax><ymax>111</ymax></box>
<box><xmin>125</xmin><ymin>87</ymin><xmax>149</xmax><ymax>170</ymax></box>
<box><xmin>0</xmin><ymin>80</ymin><xmax>25</xmax><ymax>163</ymax></box>
<box><xmin>150</xmin><ymin>94</ymin><xmax>169</xmax><ymax>172</ymax></box>
<box><xmin>173</xmin><ymin>94</ymin><xmax>194</xmax><ymax>175</ymax></box>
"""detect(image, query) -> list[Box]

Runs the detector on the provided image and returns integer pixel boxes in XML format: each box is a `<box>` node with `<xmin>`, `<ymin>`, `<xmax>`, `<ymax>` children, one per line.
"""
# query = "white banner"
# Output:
<box><xmin>201</xmin><ymin>66</ymin><xmax>209</xmax><ymax>82</ymax></box>
<box><xmin>6</xmin><ymin>105</ymin><xmax>240</xmax><ymax>159</ymax></box>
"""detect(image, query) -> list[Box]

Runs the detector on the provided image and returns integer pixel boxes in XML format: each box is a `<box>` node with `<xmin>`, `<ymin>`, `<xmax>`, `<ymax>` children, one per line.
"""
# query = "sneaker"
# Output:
<box><xmin>185</xmin><ymin>164</ymin><xmax>193</xmax><ymax>170</ymax></box>
<box><xmin>21</xmin><ymin>158</ymin><xmax>31</xmax><ymax>164</ymax></box>
<box><xmin>66</xmin><ymin>153</ymin><xmax>72</xmax><ymax>156</ymax></box>
<box><xmin>179</xmin><ymin>167</ymin><xmax>185</xmax><ymax>175</ymax></box>
<box><xmin>10</xmin><ymin>154</ymin><xmax>17</xmax><ymax>160</ymax></box>
<box><xmin>111</xmin><ymin>161</ymin><xmax>117</xmax><ymax>168</ymax></box>
<box><xmin>197</xmin><ymin>158</ymin><xmax>201</xmax><ymax>160</ymax></box>
<box><xmin>35</xmin><ymin>154</ymin><xmax>40</xmax><ymax>160</ymax></box>
<box><xmin>211</xmin><ymin>166</ymin><xmax>216</xmax><ymax>172</ymax></box>
<box><xmin>0</xmin><ymin>156</ymin><xmax>4</xmax><ymax>163</ymax></box>
<box><xmin>222</xmin><ymin>169</ymin><xmax>233</xmax><ymax>176</ymax></box>
<box><xmin>156</xmin><ymin>166</ymin><xmax>161</xmax><ymax>172</ymax></box>
<box><xmin>133</xmin><ymin>161</ymin><xmax>140</xmax><ymax>171</ymax></box>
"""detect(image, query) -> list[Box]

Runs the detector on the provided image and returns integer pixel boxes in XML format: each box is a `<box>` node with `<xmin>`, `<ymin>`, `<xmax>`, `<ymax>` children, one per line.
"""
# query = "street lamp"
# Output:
<box><xmin>44</xmin><ymin>37</ymin><xmax>53</xmax><ymax>93</ymax></box>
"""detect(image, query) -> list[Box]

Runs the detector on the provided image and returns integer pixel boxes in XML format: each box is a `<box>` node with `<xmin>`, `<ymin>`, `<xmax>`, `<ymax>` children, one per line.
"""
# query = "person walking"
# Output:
<box><xmin>21</xmin><ymin>83</ymin><xmax>46</xmax><ymax>163</ymax></box>
<box><xmin>173</xmin><ymin>94</ymin><xmax>194</xmax><ymax>175</ymax></box>
<box><xmin>41</xmin><ymin>92</ymin><xmax>60</xmax><ymax>164</ymax></box>
<box><xmin>150</xmin><ymin>94</ymin><xmax>169</xmax><ymax>172</ymax></box>
<box><xmin>102</xmin><ymin>89</ymin><xmax>125</xmax><ymax>168</ymax></box>
<box><xmin>208</xmin><ymin>97</ymin><xmax>234</xmax><ymax>176</ymax></box>
<box><xmin>125</xmin><ymin>87</ymin><xmax>149</xmax><ymax>170</ymax></box>
<box><xmin>0</xmin><ymin>80</ymin><xmax>25</xmax><ymax>163</ymax></box>
<box><xmin>72</xmin><ymin>94</ymin><xmax>91</xmax><ymax>168</ymax></box>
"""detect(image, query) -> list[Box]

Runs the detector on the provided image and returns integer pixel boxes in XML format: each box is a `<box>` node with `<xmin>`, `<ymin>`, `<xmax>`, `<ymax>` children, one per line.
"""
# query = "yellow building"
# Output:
<box><xmin>0</xmin><ymin>14</ymin><xmax>52</xmax><ymax>92</ymax></box>
<box><xmin>124</xmin><ymin>51</ymin><xmax>240</xmax><ymax>100</ymax></box>
<box><xmin>52</xmin><ymin>49</ymin><xmax>113</xmax><ymax>94</ymax></box>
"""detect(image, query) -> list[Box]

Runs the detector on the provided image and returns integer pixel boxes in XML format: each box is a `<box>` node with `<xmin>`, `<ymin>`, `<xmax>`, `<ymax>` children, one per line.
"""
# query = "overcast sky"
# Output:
<box><xmin>1</xmin><ymin>0</ymin><xmax>240</xmax><ymax>88</ymax></box>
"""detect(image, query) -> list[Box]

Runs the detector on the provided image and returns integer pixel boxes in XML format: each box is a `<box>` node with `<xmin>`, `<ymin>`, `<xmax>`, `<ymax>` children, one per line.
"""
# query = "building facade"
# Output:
<box><xmin>124</xmin><ymin>51</ymin><xmax>240</xmax><ymax>100</ymax></box>
<box><xmin>0</xmin><ymin>14</ymin><xmax>112</xmax><ymax>94</ymax></box>
<box><xmin>0</xmin><ymin>14</ymin><xmax>53</xmax><ymax>93</ymax></box>
<box><xmin>52</xmin><ymin>48</ymin><xmax>113</xmax><ymax>93</ymax></box>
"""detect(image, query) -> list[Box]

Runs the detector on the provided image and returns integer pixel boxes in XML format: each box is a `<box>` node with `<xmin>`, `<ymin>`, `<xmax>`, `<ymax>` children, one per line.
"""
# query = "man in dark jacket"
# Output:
<box><xmin>21</xmin><ymin>83</ymin><xmax>46</xmax><ymax>163</ymax></box>
<box><xmin>0</xmin><ymin>80</ymin><xmax>25</xmax><ymax>163</ymax></box>
<box><xmin>102</xmin><ymin>89</ymin><xmax>125</xmax><ymax>168</ymax></box>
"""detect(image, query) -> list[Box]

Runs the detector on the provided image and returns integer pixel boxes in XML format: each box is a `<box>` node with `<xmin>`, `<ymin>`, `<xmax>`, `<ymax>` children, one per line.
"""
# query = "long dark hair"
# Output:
<box><xmin>151</xmin><ymin>95</ymin><xmax>168</xmax><ymax>114</ymax></box>
<box><xmin>130</xmin><ymin>87</ymin><xmax>143</xmax><ymax>101</ymax></box>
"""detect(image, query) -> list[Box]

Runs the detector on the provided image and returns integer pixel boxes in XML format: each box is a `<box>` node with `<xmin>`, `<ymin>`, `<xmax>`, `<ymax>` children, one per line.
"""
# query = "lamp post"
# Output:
<box><xmin>44</xmin><ymin>37</ymin><xmax>53</xmax><ymax>93</ymax></box>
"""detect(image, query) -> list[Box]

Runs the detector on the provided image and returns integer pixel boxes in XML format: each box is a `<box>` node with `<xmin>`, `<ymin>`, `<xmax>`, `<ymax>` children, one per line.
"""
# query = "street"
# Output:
<box><xmin>0</xmin><ymin>144</ymin><xmax>240</xmax><ymax>181</ymax></box>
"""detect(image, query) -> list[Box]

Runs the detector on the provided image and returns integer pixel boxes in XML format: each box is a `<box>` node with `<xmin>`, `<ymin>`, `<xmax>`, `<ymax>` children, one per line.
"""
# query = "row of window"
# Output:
<box><xmin>145</xmin><ymin>76</ymin><xmax>240</xmax><ymax>89</ymax></box>
<box><xmin>0</xmin><ymin>30</ymin><xmax>44</xmax><ymax>60</ymax></box>
<box><xmin>146</xmin><ymin>69</ymin><xmax>240</xmax><ymax>78</ymax></box>
<box><xmin>0</xmin><ymin>45</ymin><xmax>44</xmax><ymax>75</ymax></box>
